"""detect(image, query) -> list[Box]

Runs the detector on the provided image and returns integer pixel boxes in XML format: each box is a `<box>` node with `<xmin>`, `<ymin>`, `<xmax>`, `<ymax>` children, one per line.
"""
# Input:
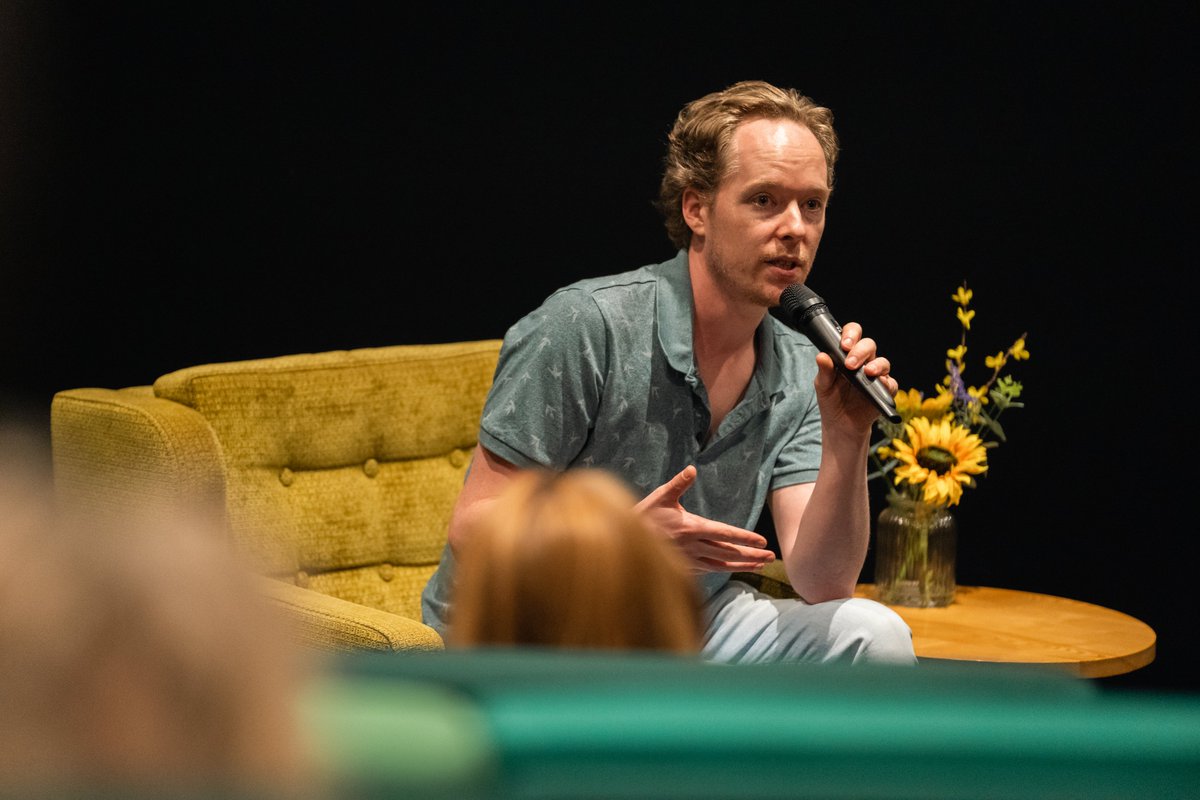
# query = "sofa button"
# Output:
<box><xmin>378</xmin><ymin>563</ymin><xmax>395</xmax><ymax>582</ymax></box>
<box><xmin>449</xmin><ymin>448</ymin><xmax>466</xmax><ymax>468</ymax></box>
<box><xmin>279</xmin><ymin>467</ymin><xmax>294</xmax><ymax>487</ymax></box>
<box><xmin>363</xmin><ymin>458</ymin><xmax>380</xmax><ymax>478</ymax></box>
<box><xmin>295</xmin><ymin>570</ymin><xmax>309</xmax><ymax>588</ymax></box>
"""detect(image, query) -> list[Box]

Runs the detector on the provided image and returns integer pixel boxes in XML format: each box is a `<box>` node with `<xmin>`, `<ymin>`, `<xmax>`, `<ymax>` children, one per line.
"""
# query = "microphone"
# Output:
<box><xmin>773</xmin><ymin>284</ymin><xmax>901</xmax><ymax>424</ymax></box>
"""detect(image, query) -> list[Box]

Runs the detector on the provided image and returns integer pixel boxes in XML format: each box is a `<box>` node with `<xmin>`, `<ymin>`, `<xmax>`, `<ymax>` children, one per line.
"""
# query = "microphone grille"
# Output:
<box><xmin>779</xmin><ymin>283</ymin><xmax>824</xmax><ymax>316</ymax></box>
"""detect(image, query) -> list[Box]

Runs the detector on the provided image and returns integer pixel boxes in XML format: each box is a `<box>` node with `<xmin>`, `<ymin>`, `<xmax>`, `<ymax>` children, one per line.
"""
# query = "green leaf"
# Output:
<box><xmin>868</xmin><ymin>454</ymin><xmax>900</xmax><ymax>482</ymax></box>
<box><xmin>982</xmin><ymin>414</ymin><xmax>1007</xmax><ymax>442</ymax></box>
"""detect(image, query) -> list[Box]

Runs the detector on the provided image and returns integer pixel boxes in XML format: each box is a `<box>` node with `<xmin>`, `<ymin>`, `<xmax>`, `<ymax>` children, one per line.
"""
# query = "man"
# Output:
<box><xmin>422</xmin><ymin>80</ymin><xmax>915</xmax><ymax>665</ymax></box>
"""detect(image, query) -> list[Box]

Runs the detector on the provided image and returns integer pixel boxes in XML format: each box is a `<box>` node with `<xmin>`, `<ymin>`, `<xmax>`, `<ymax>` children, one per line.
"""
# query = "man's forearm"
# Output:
<box><xmin>783</xmin><ymin>437</ymin><xmax>871</xmax><ymax>601</ymax></box>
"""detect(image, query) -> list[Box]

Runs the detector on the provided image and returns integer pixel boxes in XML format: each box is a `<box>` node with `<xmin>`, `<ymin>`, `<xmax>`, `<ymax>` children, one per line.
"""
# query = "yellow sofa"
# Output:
<box><xmin>50</xmin><ymin>340</ymin><xmax>502</xmax><ymax>653</ymax></box>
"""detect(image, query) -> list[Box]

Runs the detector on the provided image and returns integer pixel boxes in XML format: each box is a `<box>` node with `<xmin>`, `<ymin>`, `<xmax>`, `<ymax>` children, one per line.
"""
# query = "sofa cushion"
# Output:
<box><xmin>151</xmin><ymin>341</ymin><xmax>500</xmax><ymax>605</ymax></box>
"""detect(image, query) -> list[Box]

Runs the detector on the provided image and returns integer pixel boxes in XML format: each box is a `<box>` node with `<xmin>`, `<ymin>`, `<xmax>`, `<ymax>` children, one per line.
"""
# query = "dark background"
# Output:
<box><xmin>2</xmin><ymin>3</ymin><xmax>1195</xmax><ymax>693</ymax></box>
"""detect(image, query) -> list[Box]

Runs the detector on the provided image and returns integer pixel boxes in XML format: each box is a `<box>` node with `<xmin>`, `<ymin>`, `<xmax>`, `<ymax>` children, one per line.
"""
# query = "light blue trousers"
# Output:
<box><xmin>701</xmin><ymin>580</ymin><xmax>917</xmax><ymax>666</ymax></box>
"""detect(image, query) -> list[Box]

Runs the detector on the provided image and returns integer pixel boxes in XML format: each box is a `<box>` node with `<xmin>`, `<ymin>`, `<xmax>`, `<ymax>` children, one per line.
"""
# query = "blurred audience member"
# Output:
<box><xmin>0</xmin><ymin>427</ymin><xmax>324</xmax><ymax>798</ymax></box>
<box><xmin>447</xmin><ymin>468</ymin><xmax>702</xmax><ymax>654</ymax></box>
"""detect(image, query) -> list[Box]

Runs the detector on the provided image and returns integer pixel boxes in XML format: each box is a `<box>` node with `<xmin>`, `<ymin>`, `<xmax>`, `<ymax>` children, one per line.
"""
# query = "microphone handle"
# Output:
<box><xmin>805</xmin><ymin>308</ymin><xmax>902</xmax><ymax>424</ymax></box>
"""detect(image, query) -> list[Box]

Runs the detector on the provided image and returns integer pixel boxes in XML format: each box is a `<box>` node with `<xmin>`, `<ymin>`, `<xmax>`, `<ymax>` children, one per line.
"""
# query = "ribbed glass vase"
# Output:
<box><xmin>874</xmin><ymin>497</ymin><xmax>957</xmax><ymax>607</ymax></box>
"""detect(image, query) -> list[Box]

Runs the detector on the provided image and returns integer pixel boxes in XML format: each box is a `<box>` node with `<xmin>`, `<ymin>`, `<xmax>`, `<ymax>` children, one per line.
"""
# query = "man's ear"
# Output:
<box><xmin>681</xmin><ymin>187</ymin><xmax>708</xmax><ymax>237</ymax></box>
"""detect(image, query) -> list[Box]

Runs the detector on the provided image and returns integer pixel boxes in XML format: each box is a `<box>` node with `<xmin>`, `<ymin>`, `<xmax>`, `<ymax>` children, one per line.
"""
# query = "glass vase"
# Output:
<box><xmin>874</xmin><ymin>498</ymin><xmax>956</xmax><ymax>607</ymax></box>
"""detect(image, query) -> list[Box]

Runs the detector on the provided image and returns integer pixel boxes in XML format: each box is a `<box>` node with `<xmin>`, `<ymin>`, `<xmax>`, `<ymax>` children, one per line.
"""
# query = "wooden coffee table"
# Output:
<box><xmin>854</xmin><ymin>583</ymin><xmax>1157</xmax><ymax>678</ymax></box>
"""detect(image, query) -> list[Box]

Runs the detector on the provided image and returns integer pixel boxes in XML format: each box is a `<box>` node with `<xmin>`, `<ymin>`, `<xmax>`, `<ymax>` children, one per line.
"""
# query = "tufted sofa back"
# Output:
<box><xmin>51</xmin><ymin>340</ymin><xmax>502</xmax><ymax>636</ymax></box>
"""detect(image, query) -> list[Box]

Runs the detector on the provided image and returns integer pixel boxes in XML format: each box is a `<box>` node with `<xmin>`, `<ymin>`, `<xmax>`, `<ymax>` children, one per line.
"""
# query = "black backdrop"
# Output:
<box><xmin>2</xmin><ymin>3</ymin><xmax>1195</xmax><ymax>693</ymax></box>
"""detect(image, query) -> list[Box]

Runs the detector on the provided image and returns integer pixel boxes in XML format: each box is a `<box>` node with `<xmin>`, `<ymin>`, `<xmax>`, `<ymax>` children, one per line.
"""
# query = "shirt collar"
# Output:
<box><xmin>654</xmin><ymin>249</ymin><xmax>786</xmax><ymax>398</ymax></box>
<box><xmin>654</xmin><ymin>250</ymin><xmax>697</xmax><ymax>379</ymax></box>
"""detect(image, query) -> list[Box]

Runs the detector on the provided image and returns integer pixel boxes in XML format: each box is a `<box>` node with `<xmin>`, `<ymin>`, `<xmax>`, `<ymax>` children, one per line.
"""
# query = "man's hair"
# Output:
<box><xmin>448</xmin><ymin>467</ymin><xmax>702</xmax><ymax>653</ymax></box>
<box><xmin>656</xmin><ymin>80</ymin><xmax>839</xmax><ymax>250</ymax></box>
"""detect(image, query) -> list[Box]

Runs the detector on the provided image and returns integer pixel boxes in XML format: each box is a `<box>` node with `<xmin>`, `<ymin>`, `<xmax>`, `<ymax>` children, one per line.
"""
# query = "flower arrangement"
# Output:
<box><xmin>869</xmin><ymin>282</ymin><xmax>1030</xmax><ymax>509</ymax></box>
<box><xmin>868</xmin><ymin>282</ymin><xmax>1029</xmax><ymax>606</ymax></box>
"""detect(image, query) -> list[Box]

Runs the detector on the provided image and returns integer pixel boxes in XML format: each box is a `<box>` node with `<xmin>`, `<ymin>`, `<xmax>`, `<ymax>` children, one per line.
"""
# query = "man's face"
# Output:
<box><xmin>689</xmin><ymin>117</ymin><xmax>830</xmax><ymax>308</ymax></box>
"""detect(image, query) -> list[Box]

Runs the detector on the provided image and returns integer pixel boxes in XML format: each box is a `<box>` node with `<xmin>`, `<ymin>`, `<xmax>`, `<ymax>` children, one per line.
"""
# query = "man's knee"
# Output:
<box><xmin>830</xmin><ymin>598</ymin><xmax>916</xmax><ymax>665</ymax></box>
<box><xmin>701</xmin><ymin>583</ymin><xmax>916</xmax><ymax>666</ymax></box>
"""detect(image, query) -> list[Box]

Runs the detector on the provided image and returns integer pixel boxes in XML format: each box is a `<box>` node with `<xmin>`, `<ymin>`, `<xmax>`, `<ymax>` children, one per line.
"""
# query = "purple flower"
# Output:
<box><xmin>947</xmin><ymin>363</ymin><xmax>973</xmax><ymax>406</ymax></box>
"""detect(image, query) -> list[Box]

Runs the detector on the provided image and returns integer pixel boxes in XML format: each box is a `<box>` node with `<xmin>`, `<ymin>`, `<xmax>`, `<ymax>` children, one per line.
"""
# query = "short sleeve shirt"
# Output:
<box><xmin>421</xmin><ymin>250</ymin><xmax>824</xmax><ymax>634</ymax></box>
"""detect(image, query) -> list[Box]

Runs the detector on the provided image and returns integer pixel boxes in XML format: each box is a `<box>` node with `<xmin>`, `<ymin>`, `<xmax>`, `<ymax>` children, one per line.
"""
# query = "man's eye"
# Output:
<box><xmin>805</xmin><ymin>198</ymin><xmax>824</xmax><ymax>211</ymax></box>
<box><xmin>752</xmin><ymin>194</ymin><xmax>771</xmax><ymax>207</ymax></box>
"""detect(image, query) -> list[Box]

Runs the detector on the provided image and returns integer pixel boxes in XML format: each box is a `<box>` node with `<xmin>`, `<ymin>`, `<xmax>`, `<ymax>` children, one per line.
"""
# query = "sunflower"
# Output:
<box><xmin>893</xmin><ymin>388</ymin><xmax>953</xmax><ymax>421</ymax></box>
<box><xmin>890</xmin><ymin>416</ymin><xmax>988</xmax><ymax>507</ymax></box>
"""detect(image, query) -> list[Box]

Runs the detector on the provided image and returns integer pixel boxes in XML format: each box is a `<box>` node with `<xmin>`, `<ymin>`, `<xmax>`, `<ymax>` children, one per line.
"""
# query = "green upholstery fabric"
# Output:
<box><xmin>299</xmin><ymin>674</ymin><xmax>499</xmax><ymax>799</ymax></box>
<box><xmin>51</xmin><ymin>340</ymin><xmax>502</xmax><ymax>652</ymax></box>
<box><xmin>309</xmin><ymin>648</ymin><xmax>1200</xmax><ymax>799</ymax></box>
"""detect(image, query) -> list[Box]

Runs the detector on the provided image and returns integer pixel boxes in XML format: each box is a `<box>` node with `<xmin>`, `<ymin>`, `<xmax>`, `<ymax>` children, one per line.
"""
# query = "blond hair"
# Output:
<box><xmin>448</xmin><ymin>468</ymin><xmax>702</xmax><ymax>654</ymax></box>
<box><xmin>656</xmin><ymin>80</ymin><xmax>839</xmax><ymax>250</ymax></box>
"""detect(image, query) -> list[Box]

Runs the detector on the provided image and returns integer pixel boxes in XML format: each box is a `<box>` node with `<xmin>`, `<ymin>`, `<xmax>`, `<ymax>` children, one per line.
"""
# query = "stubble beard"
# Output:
<box><xmin>706</xmin><ymin>243</ymin><xmax>781</xmax><ymax>309</ymax></box>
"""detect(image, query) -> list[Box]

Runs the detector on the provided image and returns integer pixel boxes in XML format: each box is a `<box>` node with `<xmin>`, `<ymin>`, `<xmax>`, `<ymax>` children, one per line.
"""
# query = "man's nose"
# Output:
<box><xmin>776</xmin><ymin>202</ymin><xmax>805</xmax><ymax>239</ymax></box>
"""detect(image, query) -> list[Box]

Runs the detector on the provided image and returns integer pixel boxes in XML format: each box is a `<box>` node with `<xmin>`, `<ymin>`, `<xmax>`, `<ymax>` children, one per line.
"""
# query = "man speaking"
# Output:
<box><xmin>422</xmin><ymin>80</ymin><xmax>916</xmax><ymax>665</ymax></box>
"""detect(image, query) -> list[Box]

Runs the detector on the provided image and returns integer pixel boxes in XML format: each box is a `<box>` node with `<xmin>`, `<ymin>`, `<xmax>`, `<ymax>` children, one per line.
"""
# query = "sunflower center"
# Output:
<box><xmin>916</xmin><ymin>446</ymin><xmax>958</xmax><ymax>474</ymax></box>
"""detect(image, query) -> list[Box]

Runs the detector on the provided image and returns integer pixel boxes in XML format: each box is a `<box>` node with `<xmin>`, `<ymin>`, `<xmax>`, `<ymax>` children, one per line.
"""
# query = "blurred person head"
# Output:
<box><xmin>0</xmin><ymin>431</ymin><xmax>323</xmax><ymax>798</ymax></box>
<box><xmin>447</xmin><ymin>468</ymin><xmax>702</xmax><ymax>654</ymax></box>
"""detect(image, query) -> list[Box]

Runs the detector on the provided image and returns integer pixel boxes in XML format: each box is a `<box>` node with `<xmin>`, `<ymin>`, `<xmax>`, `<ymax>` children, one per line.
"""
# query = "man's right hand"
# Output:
<box><xmin>635</xmin><ymin>465</ymin><xmax>776</xmax><ymax>574</ymax></box>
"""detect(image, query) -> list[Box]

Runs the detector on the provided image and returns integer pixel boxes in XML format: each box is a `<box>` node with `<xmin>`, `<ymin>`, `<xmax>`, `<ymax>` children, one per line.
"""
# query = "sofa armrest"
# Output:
<box><xmin>260</xmin><ymin>578</ymin><xmax>444</xmax><ymax>653</ymax></box>
<box><xmin>732</xmin><ymin>561</ymin><xmax>798</xmax><ymax>599</ymax></box>
<box><xmin>50</xmin><ymin>387</ymin><xmax>226</xmax><ymax>511</ymax></box>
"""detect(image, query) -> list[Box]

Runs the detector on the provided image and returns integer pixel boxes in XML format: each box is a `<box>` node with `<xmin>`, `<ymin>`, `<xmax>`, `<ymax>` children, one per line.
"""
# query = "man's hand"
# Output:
<box><xmin>813</xmin><ymin>321</ymin><xmax>899</xmax><ymax>432</ymax></box>
<box><xmin>635</xmin><ymin>465</ymin><xmax>776</xmax><ymax>574</ymax></box>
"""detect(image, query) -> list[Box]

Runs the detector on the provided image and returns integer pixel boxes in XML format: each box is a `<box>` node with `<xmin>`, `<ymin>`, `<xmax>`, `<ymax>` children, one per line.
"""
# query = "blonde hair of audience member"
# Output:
<box><xmin>447</xmin><ymin>468</ymin><xmax>703</xmax><ymax>654</ymax></box>
<box><xmin>0</xmin><ymin>438</ymin><xmax>324</xmax><ymax>798</ymax></box>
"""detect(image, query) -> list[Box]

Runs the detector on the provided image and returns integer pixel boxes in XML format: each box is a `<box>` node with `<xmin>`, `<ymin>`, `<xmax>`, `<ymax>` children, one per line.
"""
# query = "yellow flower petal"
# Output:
<box><xmin>889</xmin><ymin>416</ymin><xmax>988</xmax><ymax>507</ymax></box>
<box><xmin>1011</xmin><ymin>337</ymin><xmax>1031</xmax><ymax>360</ymax></box>
<box><xmin>956</xmin><ymin>307</ymin><xmax>975</xmax><ymax>330</ymax></box>
<box><xmin>893</xmin><ymin>388</ymin><xmax>923</xmax><ymax>414</ymax></box>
